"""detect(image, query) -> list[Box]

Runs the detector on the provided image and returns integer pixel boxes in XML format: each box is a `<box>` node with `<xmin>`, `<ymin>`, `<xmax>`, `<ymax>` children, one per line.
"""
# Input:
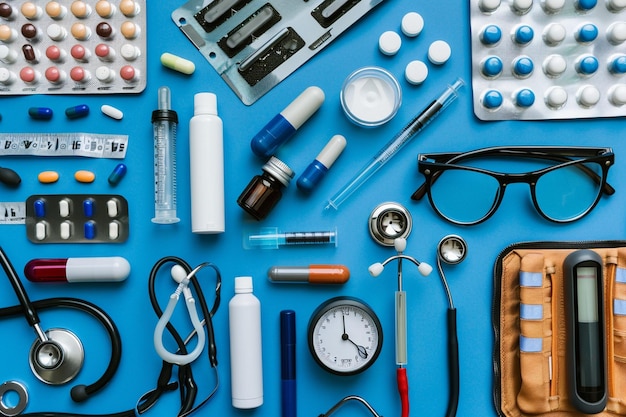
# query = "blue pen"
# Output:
<box><xmin>280</xmin><ymin>310</ymin><xmax>296</xmax><ymax>417</ymax></box>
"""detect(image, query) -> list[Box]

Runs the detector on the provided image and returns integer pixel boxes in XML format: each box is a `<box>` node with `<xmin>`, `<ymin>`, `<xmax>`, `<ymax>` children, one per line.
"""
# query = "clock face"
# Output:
<box><xmin>308</xmin><ymin>297</ymin><xmax>383</xmax><ymax>376</ymax></box>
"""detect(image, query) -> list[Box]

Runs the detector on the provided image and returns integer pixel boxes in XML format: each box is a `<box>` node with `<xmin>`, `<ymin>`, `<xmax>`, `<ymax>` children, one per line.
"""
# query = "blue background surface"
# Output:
<box><xmin>0</xmin><ymin>1</ymin><xmax>625</xmax><ymax>416</ymax></box>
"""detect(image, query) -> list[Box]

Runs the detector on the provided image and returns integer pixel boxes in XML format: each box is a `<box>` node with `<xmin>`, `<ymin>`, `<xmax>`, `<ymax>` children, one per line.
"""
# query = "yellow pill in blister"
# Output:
<box><xmin>38</xmin><ymin>171</ymin><xmax>59</xmax><ymax>183</ymax></box>
<box><xmin>75</xmin><ymin>170</ymin><xmax>95</xmax><ymax>183</ymax></box>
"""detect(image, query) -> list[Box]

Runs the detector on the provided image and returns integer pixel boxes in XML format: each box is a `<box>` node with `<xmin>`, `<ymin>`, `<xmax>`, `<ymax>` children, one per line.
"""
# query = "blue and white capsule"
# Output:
<box><xmin>297</xmin><ymin>134</ymin><xmax>347</xmax><ymax>192</ymax></box>
<box><xmin>250</xmin><ymin>86</ymin><xmax>325</xmax><ymax>158</ymax></box>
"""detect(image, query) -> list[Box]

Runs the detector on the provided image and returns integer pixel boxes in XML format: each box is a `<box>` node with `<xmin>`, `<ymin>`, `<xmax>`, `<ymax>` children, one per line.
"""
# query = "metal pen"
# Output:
<box><xmin>281</xmin><ymin>310</ymin><xmax>297</xmax><ymax>417</ymax></box>
<box><xmin>326</xmin><ymin>78</ymin><xmax>464</xmax><ymax>210</ymax></box>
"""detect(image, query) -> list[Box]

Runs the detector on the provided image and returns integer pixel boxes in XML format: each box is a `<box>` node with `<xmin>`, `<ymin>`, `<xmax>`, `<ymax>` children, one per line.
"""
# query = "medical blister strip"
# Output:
<box><xmin>171</xmin><ymin>0</ymin><xmax>385</xmax><ymax>105</ymax></box>
<box><xmin>469</xmin><ymin>0</ymin><xmax>626</xmax><ymax>121</ymax></box>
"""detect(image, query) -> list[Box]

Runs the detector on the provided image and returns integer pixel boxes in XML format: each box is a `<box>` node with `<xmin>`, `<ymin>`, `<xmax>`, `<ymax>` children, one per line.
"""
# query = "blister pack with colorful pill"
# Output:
<box><xmin>470</xmin><ymin>0</ymin><xmax>626</xmax><ymax>120</ymax></box>
<box><xmin>0</xmin><ymin>0</ymin><xmax>146</xmax><ymax>95</ymax></box>
<box><xmin>26</xmin><ymin>194</ymin><xmax>129</xmax><ymax>243</ymax></box>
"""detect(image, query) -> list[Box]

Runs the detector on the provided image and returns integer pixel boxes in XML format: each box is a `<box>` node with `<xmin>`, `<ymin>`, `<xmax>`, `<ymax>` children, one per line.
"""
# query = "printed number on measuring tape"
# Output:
<box><xmin>0</xmin><ymin>133</ymin><xmax>128</xmax><ymax>159</ymax></box>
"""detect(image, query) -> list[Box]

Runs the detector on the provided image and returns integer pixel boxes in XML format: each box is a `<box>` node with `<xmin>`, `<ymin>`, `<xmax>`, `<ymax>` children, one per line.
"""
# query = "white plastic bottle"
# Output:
<box><xmin>229</xmin><ymin>276</ymin><xmax>263</xmax><ymax>408</ymax></box>
<box><xmin>189</xmin><ymin>92</ymin><xmax>225</xmax><ymax>233</ymax></box>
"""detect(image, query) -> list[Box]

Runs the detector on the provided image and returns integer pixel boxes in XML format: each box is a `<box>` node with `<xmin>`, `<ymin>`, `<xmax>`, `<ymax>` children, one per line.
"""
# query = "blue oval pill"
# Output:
<box><xmin>576</xmin><ymin>23</ymin><xmax>598</xmax><ymax>43</ymax></box>
<box><xmin>514</xmin><ymin>25</ymin><xmax>534</xmax><ymax>45</ymax></box>
<box><xmin>65</xmin><ymin>104</ymin><xmax>90</xmax><ymax>119</ymax></box>
<box><xmin>84</xmin><ymin>220</ymin><xmax>96</xmax><ymax>240</ymax></box>
<box><xmin>481</xmin><ymin>25</ymin><xmax>502</xmax><ymax>45</ymax></box>
<box><xmin>577</xmin><ymin>55</ymin><xmax>599</xmax><ymax>75</ymax></box>
<box><xmin>482</xmin><ymin>56</ymin><xmax>503</xmax><ymax>77</ymax></box>
<box><xmin>483</xmin><ymin>90</ymin><xmax>503</xmax><ymax>109</ymax></box>
<box><xmin>610</xmin><ymin>55</ymin><xmax>626</xmax><ymax>74</ymax></box>
<box><xmin>515</xmin><ymin>88</ymin><xmax>535</xmax><ymax>107</ymax></box>
<box><xmin>513</xmin><ymin>57</ymin><xmax>534</xmax><ymax>77</ymax></box>
<box><xmin>108</xmin><ymin>163</ymin><xmax>127</xmax><ymax>185</ymax></box>
<box><xmin>28</xmin><ymin>107</ymin><xmax>53</xmax><ymax>120</ymax></box>
<box><xmin>34</xmin><ymin>199</ymin><xmax>46</xmax><ymax>218</ymax></box>
<box><xmin>83</xmin><ymin>198</ymin><xmax>95</xmax><ymax>217</ymax></box>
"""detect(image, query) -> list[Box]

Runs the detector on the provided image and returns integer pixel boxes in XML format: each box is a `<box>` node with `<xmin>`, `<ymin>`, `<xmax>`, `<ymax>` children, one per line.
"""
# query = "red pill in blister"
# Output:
<box><xmin>20</xmin><ymin>66</ymin><xmax>39</xmax><ymax>83</ymax></box>
<box><xmin>95</xmin><ymin>43</ymin><xmax>115</xmax><ymax>61</ymax></box>
<box><xmin>120</xmin><ymin>65</ymin><xmax>138</xmax><ymax>82</ymax></box>
<box><xmin>70</xmin><ymin>66</ymin><xmax>90</xmax><ymax>83</ymax></box>
<box><xmin>45</xmin><ymin>66</ymin><xmax>66</xmax><ymax>84</ymax></box>
<box><xmin>70</xmin><ymin>44</ymin><xmax>90</xmax><ymax>61</ymax></box>
<box><xmin>45</xmin><ymin>45</ymin><xmax>65</xmax><ymax>62</ymax></box>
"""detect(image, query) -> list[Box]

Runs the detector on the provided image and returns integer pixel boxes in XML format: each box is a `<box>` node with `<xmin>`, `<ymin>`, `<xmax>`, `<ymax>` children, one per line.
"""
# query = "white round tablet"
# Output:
<box><xmin>379</xmin><ymin>31</ymin><xmax>401</xmax><ymax>56</ymax></box>
<box><xmin>543</xmin><ymin>0</ymin><xmax>565</xmax><ymax>13</ymax></box>
<box><xmin>576</xmin><ymin>85</ymin><xmax>600</xmax><ymax>107</ymax></box>
<box><xmin>428</xmin><ymin>40</ymin><xmax>451</xmax><ymax>65</ymax></box>
<box><xmin>401</xmin><ymin>12</ymin><xmax>424</xmax><ymax>37</ymax></box>
<box><xmin>479</xmin><ymin>0</ymin><xmax>501</xmax><ymax>12</ymax></box>
<box><xmin>607</xmin><ymin>22</ymin><xmax>626</xmax><ymax>44</ymax></box>
<box><xmin>512</xmin><ymin>0</ymin><xmax>533</xmax><ymax>12</ymax></box>
<box><xmin>609</xmin><ymin>84</ymin><xmax>626</xmax><ymax>105</ymax></box>
<box><xmin>405</xmin><ymin>60</ymin><xmax>428</xmax><ymax>85</ymax></box>
<box><xmin>543</xmin><ymin>54</ymin><xmax>567</xmax><ymax>77</ymax></box>
<box><xmin>545</xmin><ymin>86</ymin><xmax>568</xmax><ymax>109</ymax></box>
<box><xmin>543</xmin><ymin>23</ymin><xmax>566</xmax><ymax>45</ymax></box>
<box><xmin>608</xmin><ymin>0</ymin><xmax>626</xmax><ymax>11</ymax></box>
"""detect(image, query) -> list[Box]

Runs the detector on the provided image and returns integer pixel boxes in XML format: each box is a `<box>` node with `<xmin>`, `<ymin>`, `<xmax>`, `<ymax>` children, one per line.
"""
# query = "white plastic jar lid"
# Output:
<box><xmin>340</xmin><ymin>66</ymin><xmax>402</xmax><ymax>127</ymax></box>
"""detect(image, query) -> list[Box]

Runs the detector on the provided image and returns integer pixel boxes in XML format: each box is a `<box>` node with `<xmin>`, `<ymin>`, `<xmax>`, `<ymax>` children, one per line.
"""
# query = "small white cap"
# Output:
<box><xmin>368</xmin><ymin>263</ymin><xmax>385</xmax><ymax>277</ymax></box>
<box><xmin>607</xmin><ymin>22</ymin><xmax>626</xmax><ymax>44</ymax></box>
<box><xmin>401</xmin><ymin>12</ymin><xmax>423</xmax><ymax>37</ymax></box>
<box><xmin>379</xmin><ymin>31</ymin><xmax>401</xmax><ymax>55</ymax></box>
<box><xmin>428</xmin><ymin>40</ymin><xmax>451</xmax><ymax>65</ymax></box>
<box><xmin>394</xmin><ymin>238</ymin><xmax>407</xmax><ymax>252</ymax></box>
<box><xmin>609</xmin><ymin>84</ymin><xmax>626</xmax><ymax>105</ymax></box>
<box><xmin>543</xmin><ymin>54</ymin><xmax>567</xmax><ymax>77</ymax></box>
<box><xmin>234</xmin><ymin>276</ymin><xmax>253</xmax><ymax>293</ymax></box>
<box><xmin>171</xmin><ymin>264</ymin><xmax>188</xmax><ymax>284</ymax></box>
<box><xmin>418</xmin><ymin>262</ymin><xmax>433</xmax><ymax>276</ymax></box>
<box><xmin>405</xmin><ymin>60</ymin><xmax>428</xmax><ymax>85</ymax></box>
<box><xmin>545</xmin><ymin>86</ymin><xmax>568</xmax><ymax>109</ymax></box>
<box><xmin>194</xmin><ymin>92</ymin><xmax>217</xmax><ymax>116</ymax></box>
<box><xmin>543</xmin><ymin>23</ymin><xmax>566</xmax><ymax>45</ymax></box>
<box><xmin>576</xmin><ymin>85</ymin><xmax>600</xmax><ymax>107</ymax></box>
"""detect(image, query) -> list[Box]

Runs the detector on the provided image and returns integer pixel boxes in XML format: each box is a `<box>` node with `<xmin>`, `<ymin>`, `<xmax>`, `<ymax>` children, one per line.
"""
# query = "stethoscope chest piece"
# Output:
<box><xmin>29</xmin><ymin>328</ymin><xmax>84</xmax><ymax>385</ymax></box>
<box><xmin>437</xmin><ymin>235</ymin><xmax>468</xmax><ymax>265</ymax></box>
<box><xmin>368</xmin><ymin>202</ymin><xmax>413</xmax><ymax>246</ymax></box>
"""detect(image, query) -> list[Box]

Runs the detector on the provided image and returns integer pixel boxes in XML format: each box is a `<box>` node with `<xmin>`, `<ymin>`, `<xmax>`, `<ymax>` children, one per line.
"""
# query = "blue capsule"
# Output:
<box><xmin>65</xmin><ymin>104</ymin><xmax>90</xmax><ymax>120</ymax></box>
<box><xmin>610</xmin><ymin>55</ymin><xmax>626</xmax><ymax>74</ymax></box>
<box><xmin>515</xmin><ymin>89</ymin><xmax>535</xmax><ymax>108</ymax></box>
<box><xmin>83</xmin><ymin>198</ymin><xmax>95</xmax><ymax>217</ymax></box>
<box><xmin>483</xmin><ymin>90</ymin><xmax>503</xmax><ymax>109</ymax></box>
<box><xmin>28</xmin><ymin>107</ymin><xmax>53</xmax><ymax>120</ymax></box>
<box><xmin>84</xmin><ymin>220</ymin><xmax>97</xmax><ymax>240</ymax></box>
<box><xmin>33</xmin><ymin>199</ymin><xmax>46</xmax><ymax>218</ymax></box>
<box><xmin>513</xmin><ymin>56</ymin><xmax>534</xmax><ymax>78</ymax></box>
<box><xmin>108</xmin><ymin>163</ymin><xmax>127</xmax><ymax>186</ymax></box>
<box><xmin>576</xmin><ymin>0</ymin><xmax>597</xmax><ymax>11</ymax></box>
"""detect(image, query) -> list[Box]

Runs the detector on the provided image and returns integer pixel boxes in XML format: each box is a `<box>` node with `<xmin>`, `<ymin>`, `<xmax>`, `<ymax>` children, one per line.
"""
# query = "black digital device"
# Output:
<box><xmin>564</xmin><ymin>249</ymin><xmax>607</xmax><ymax>414</ymax></box>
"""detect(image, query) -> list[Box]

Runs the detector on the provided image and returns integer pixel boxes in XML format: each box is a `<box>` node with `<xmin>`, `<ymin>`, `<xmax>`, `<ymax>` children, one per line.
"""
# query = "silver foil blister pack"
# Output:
<box><xmin>0</xmin><ymin>0</ymin><xmax>146</xmax><ymax>95</ymax></box>
<box><xmin>470</xmin><ymin>0</ymin><xmax>626</xmax><ymax>121</ymax></box>
<box><xmin>172</xmin><ymin>0</ymin><xmax>384</xmax><ymax>105</ymax></box>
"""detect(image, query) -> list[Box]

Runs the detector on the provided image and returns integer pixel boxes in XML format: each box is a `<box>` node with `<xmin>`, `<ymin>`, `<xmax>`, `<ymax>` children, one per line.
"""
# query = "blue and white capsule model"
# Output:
<box><xmin>297</xmin><ymin>135</ymin><xmax>346</xmax><ymax>192</ymax></box>
<box><xmin>250</xmin><ymin>86</ymin><xmax>325</xmax><ymax>158</ymax></box>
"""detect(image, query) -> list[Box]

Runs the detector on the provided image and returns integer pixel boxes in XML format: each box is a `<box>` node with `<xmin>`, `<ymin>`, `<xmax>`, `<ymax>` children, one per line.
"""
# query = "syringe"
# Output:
<box><xmin>244</xmin><ymin>227</ymin><xmax>338</xmax><ymax>249</ymax></box>
<box><xmin>326</xmin><ymin>78</ymin><xmax>464</xmax><ymax>210</ymax></box>
<box><xmin>151</xmin><ymin>86</ymin><xmax>180</xmax><ymax>224</ymax></box>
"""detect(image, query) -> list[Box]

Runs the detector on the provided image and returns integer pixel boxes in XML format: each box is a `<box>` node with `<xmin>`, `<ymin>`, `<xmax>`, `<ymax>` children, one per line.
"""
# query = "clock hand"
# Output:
<box><xmin>341</xmin><ymin>321</ymin><xmax>368</xmax><ymax>359</ymax></box>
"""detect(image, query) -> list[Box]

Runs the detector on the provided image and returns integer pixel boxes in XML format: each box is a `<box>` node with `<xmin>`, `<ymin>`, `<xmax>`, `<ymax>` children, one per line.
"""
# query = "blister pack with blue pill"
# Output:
<box><xmin>470</xmin><ymin>0</ymin><xmax>626</xmax><ymax>121</ymax></box>
<box><xmin>25</xmin><ymin>194</ymin><xmax>129</xmax><ymax>243</ymax></box>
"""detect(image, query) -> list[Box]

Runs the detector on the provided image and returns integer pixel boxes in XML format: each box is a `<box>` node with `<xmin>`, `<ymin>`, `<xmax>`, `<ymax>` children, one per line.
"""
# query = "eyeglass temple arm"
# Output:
<box><xmin>411</xmin><ymin>151</ymin><xmax>615</xmax><ymax>200</ymax></box>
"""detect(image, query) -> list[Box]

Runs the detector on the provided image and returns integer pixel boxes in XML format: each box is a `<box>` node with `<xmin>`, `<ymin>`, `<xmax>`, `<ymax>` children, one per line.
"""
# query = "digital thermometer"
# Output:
<box><xmin>564</xmin><ymin>249</ymin><xmax>607</xmax><ymax>414</ymax></box>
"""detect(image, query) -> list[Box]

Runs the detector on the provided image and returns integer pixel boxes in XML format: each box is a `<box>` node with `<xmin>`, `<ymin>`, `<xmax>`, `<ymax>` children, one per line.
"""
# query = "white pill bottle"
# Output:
<box><xmin>189</xmin><ymin>92</ymin><xmax>225</xmax><ymax>233</ymax></box>
<box><xmin>229</xmin><ymin>276</ymin><xmax>263</xmax><ymax>409</ymax></box>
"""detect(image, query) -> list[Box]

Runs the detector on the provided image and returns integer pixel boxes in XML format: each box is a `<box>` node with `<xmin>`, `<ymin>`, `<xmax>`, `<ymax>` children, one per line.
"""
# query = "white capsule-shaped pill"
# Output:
<box><xmin>101</xmin><ymin>104</ymin><xmax>123</xmax><ymax>120</ymax></box>
<box><xmin>109</xmin><ymin>222</ymin><xmax>119</xmax><ymax>240</ymax></box>
<box><xmin>59</xmin><ymin>199</ymin><xmax>70</xmax><ymax>217</ymax></box>
<box><xmin>35</xmin><ymin>221</ymin><xmax>47</xmax><ymax>240</ymax></box>
<box><xmin>160</xmin><ymin>52</ymin><xmax>195</xmax><ymax>75</ymax></box>
<box><xmin>60</xmin><ymin>221</ymin><xmax>71</xmax><ymax>240</ymax></box>
<box><xmin>428</xmin><ymin>40</ymin><xmax>451</xmax><ymax>65</ymax></box>
<box><xmin>379</xmin><ymin>31</ymin><xmax>401</xmax><ymax>55</ymax></box>
<box><xmin>107</xmin><ymin>199</ymin><xmax>118</xmax><ymax>217</ymax></box>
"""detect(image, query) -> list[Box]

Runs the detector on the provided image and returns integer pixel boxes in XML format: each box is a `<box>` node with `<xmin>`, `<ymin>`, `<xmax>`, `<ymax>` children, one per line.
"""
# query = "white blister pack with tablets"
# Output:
<box><xmin>470</xmin><ymin>0</ymin><xmax>626</xmax><ymax>121</ymax></box>
<box><xmin>0</xmin><ymin>0</ymin><xmax>146</xmax><ymax>95</ymax></box>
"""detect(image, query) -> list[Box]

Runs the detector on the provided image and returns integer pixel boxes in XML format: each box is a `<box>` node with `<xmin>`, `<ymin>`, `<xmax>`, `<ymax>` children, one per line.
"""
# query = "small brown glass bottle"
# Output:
<box><xmin>237</xmin><ymin>156</ymin><xmax>294</xmax><ymax>220</ymax></box>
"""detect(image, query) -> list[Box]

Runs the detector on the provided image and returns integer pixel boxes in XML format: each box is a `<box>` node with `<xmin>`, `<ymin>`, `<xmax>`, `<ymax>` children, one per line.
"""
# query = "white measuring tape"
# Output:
<box><xmin>0</xmin><ymin>202</ymin><xmax>25</xmax><ymax>224</ymax></box>
<box><xmin>0</xmin><ymin>133</ymin><xmax>128</xmax><ymax>159</ymax></box>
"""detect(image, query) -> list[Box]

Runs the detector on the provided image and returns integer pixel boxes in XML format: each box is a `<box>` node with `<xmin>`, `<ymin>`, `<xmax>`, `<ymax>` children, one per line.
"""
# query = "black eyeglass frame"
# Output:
<box><xmin>411</xmin><ymin>146</ymin><xmax>615</xmax><ymax>225</ymax></box>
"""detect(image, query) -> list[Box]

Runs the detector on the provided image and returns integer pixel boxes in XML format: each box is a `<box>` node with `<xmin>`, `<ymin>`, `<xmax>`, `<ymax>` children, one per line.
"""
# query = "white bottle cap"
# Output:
<box><xmin>235</xmin><ymin>276</ymin><xmax>253</xmax><ymax>293</ymax></box>
<box><xmin>428</xmin><ymin>40</ymin><xmax>451</xmax><ymax>65</ymax></box>
<box><xmin>378</xmin><ymin>31</ymin><xmax>401</xmax><ymax>55</ymax></box>
<box><xmin>401</xmin><ymin>12</ymin><xmax>423</xmax><ymax>37</ymax></box>
<box><xmin>194</xmin><ymin>92</ymin><xmax>218</xmax><ymax>116</ymax></box>
<box><xmin>405</xmin><ymin>60</ymin><xmax>428</xmax><ymax>85</ymax></box>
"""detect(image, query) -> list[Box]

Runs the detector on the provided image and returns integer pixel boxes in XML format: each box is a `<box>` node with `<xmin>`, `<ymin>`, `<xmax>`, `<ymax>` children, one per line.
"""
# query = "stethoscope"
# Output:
<box><xmin>0</xmin><ymin>246</ymin><xmax>122</xmax><ymax>404</ymax></box>
<box><xmin>368</xmin><ymin>202</ymin><xmax>466</xmax><ymax>417</ymax></box>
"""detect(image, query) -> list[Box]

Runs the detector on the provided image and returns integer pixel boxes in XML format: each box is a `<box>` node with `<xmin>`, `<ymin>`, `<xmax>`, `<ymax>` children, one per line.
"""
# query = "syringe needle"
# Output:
<box><xmin>325</xmin><ymin>78</ymin><xmax>464</xmax><ymax>211</ymax></box>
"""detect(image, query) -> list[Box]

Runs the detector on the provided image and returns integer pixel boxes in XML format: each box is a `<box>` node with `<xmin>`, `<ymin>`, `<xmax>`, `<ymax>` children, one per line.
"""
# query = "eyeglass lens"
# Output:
<box><xmin>428</xmin><ymin>161</ymin><xmax>604</xmax><ymax>224</ymax></box>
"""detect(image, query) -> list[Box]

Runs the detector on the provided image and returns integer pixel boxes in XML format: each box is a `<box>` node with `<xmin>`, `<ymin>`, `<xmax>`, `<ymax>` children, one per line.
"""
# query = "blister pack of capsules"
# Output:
<box><xmin>172</xmin><ymin>0</ymin><xmax>384</xmax><ymax>105</ymax></box>
<box><xmin>0</xmin><ymin>0</ymin><xmax>146</xmax><ymax>95</ymax></box>
<box><xmin>26</xmin><ymin>194</ymin><xmax>129</xmax><ymax>243</ymax></box>
<box><xmin>470</xmin><ymin>0</ymin><xmax>626</xmax><ymax>121</ymax></box>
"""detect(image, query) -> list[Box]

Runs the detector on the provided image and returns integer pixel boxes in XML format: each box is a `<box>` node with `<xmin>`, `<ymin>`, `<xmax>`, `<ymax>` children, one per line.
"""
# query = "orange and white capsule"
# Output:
<box><xmin>268</xmin><ymin>264</ymin><xmax>350</xmax><ymax>284</ymax></box>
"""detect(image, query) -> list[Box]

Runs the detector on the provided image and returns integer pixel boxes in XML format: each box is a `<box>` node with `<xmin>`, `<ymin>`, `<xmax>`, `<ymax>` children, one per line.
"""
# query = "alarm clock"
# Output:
<box><xmin>307</xmin><ymin>296</ymin><xmax>383</xmax><ymax>376</ymax></box>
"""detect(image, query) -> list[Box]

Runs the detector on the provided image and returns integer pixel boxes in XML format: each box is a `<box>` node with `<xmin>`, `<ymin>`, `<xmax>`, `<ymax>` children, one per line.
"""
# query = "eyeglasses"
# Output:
<box><xmin>411</xmin><ymin>146</ymin><xmax>615</xmax><ymax>225</ymax></box>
